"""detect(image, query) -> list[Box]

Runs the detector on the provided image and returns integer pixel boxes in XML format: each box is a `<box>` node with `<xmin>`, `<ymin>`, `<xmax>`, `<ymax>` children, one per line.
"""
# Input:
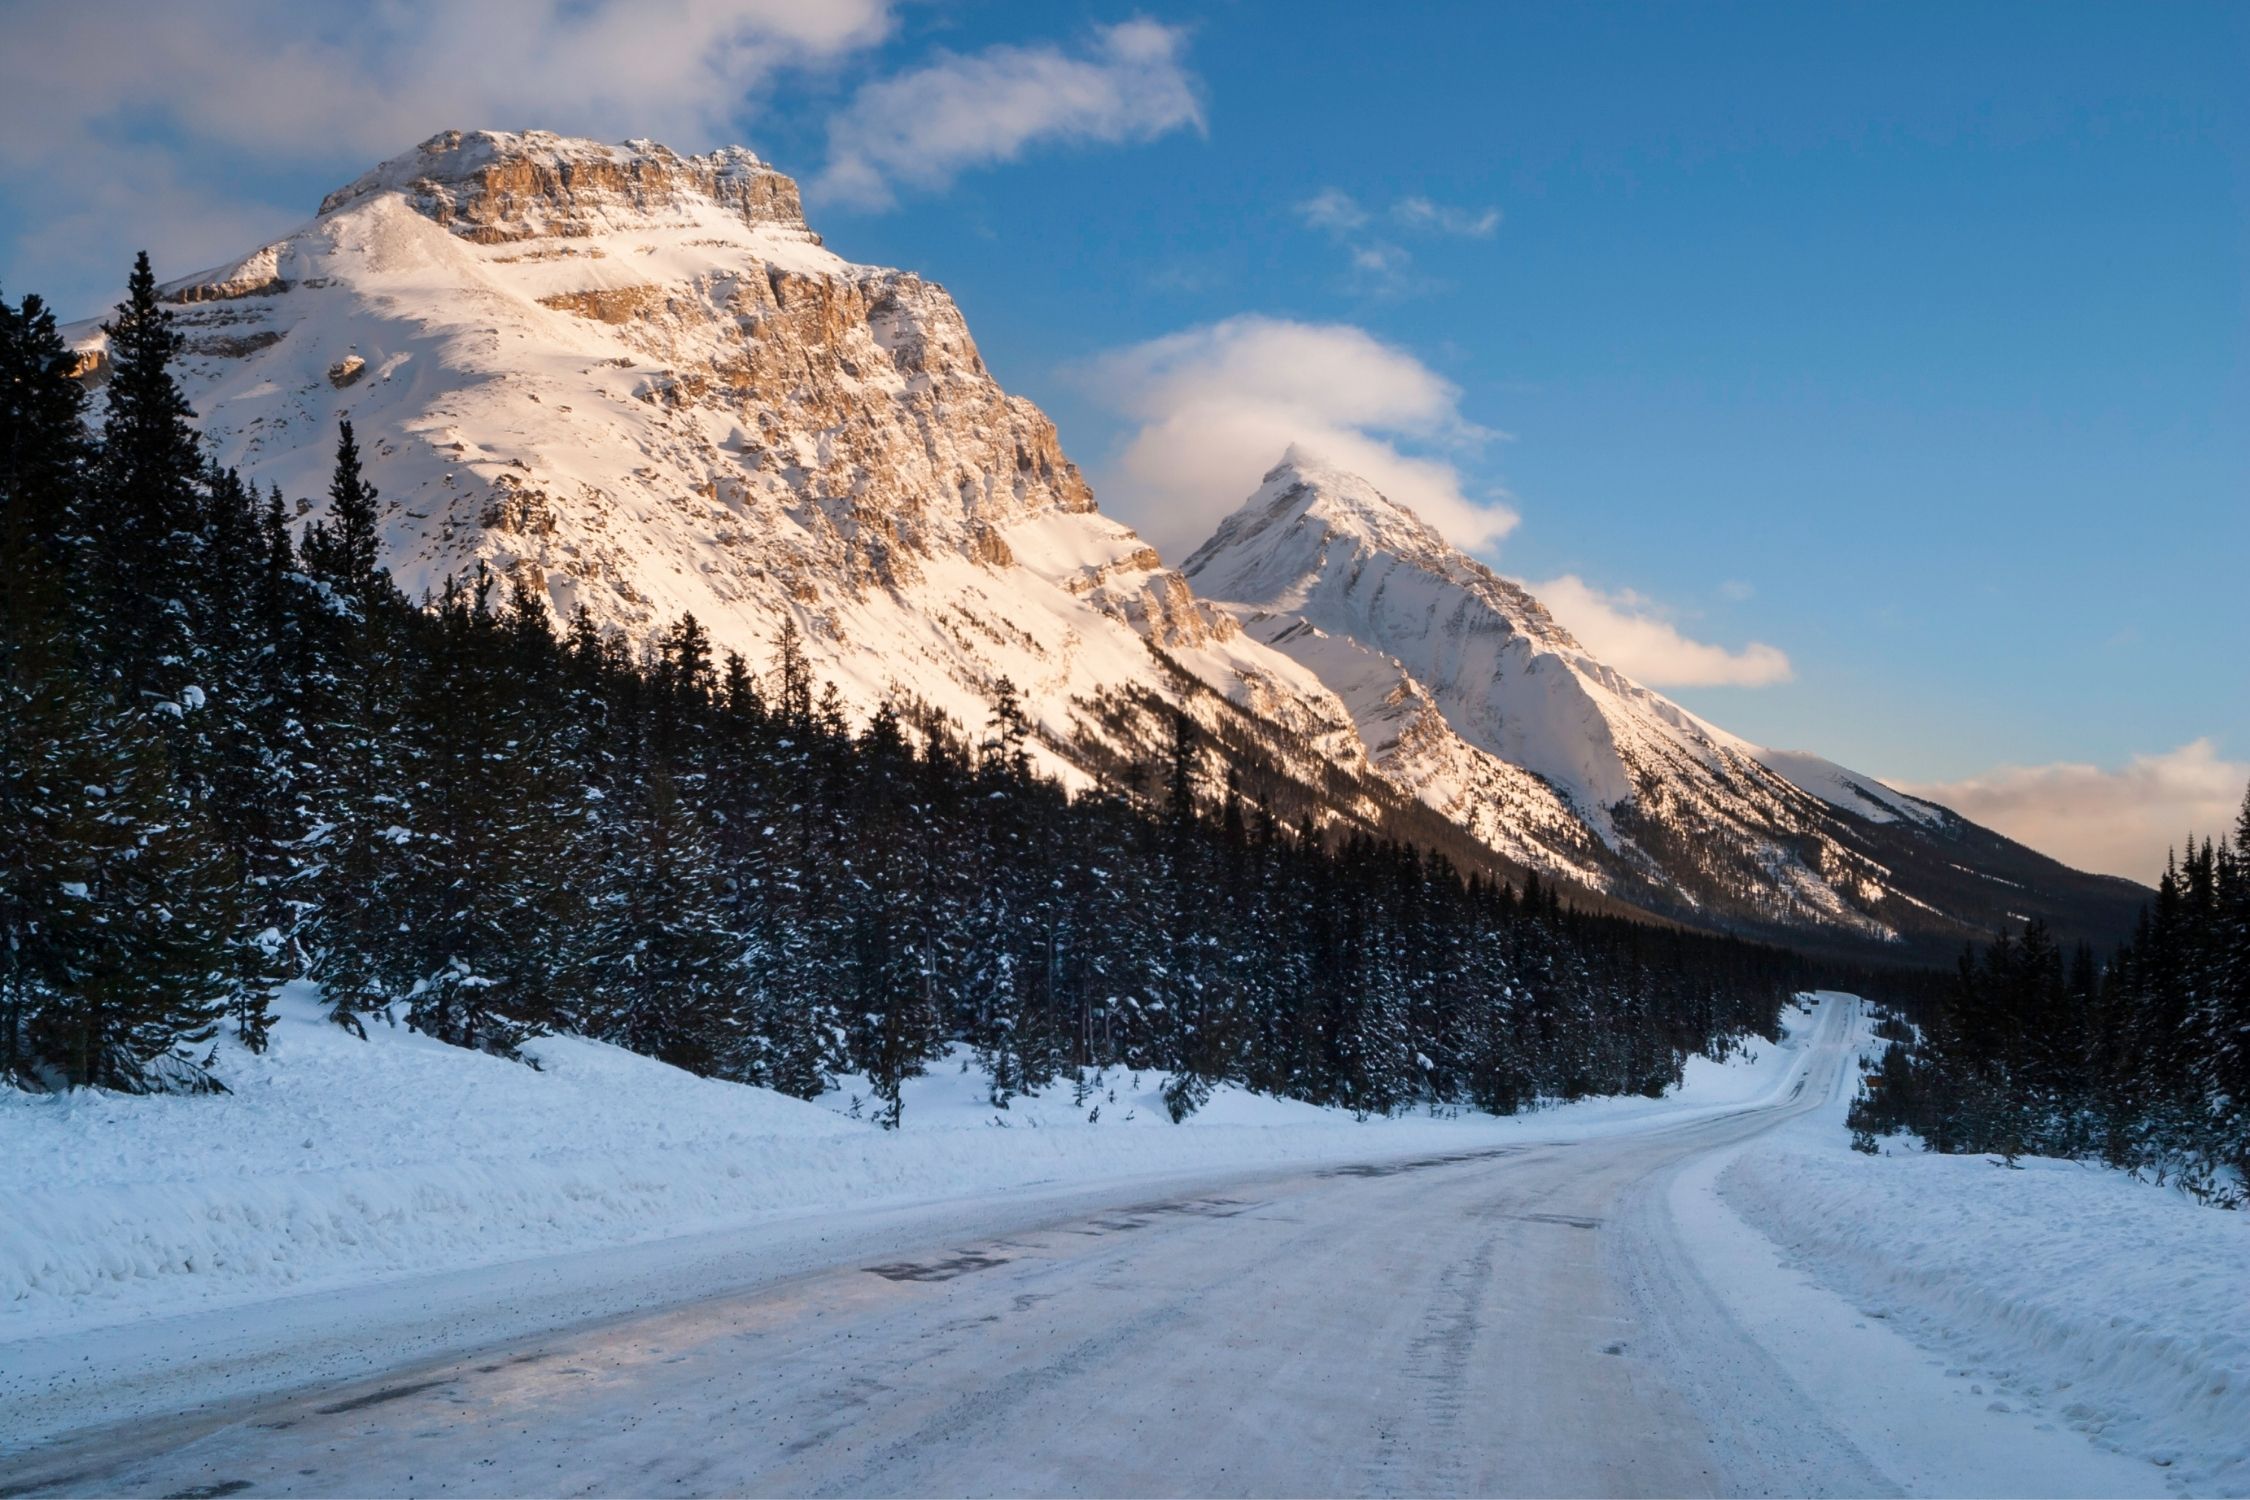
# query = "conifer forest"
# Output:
<box><xmin>1852</xmin><ymin>822</ymin><xmax>2250</xmax><ymax>1202</ymax></box>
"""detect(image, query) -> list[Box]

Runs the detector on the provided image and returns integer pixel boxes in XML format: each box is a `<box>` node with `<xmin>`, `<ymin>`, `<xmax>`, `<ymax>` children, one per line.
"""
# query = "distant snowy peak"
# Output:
<box><xmin>1185</xmin><ymin>454</ymin><xmax>1731</xmax><ymax>822</ymax></box>
<box><xmin>1185</xmin><ymin>453</ymin><xmax>1576</xmax><ymax>651</ymax></box>
<box><xmin>1208</xmin><ymin>460</ymin><xmax>1947</xmax><ymax>840</ymax></box>
<box><xmin>1183</xmin><ymin>454</ymin><xmax>2136</xmax><ymax>947</ymax></box>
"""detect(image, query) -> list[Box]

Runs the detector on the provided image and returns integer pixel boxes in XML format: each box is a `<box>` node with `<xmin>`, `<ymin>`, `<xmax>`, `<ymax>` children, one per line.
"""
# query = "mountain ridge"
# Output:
<box><xmin>63</xmin><ymin>128</ymin><xmax>2145</xmax><ymax>955</ymax></box>
<box><xmin>1183</xmin><ymin>452</ymin><xmax>2145</xmax><ymax>953</ymax></box>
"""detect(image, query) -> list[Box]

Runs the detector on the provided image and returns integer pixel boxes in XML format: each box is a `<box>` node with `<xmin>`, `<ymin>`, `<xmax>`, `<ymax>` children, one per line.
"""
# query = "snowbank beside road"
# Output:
<box><xmin>1</xmin><ymin>992</ymin><xmax>1813</xmax><ymax>1341</ymax></box>
<box><xmin>1713</xmin><ymin>1002</ymin><xmax>2250</xmax><ymax>1495</ymax></box>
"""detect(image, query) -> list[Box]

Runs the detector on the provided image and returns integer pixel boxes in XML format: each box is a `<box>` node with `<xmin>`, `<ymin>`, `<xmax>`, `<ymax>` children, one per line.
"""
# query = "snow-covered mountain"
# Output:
<box><xmin>66</xmin><ymin>129</ymin><xmax>2140</xmax><ymax>952</ymax></box>
<box><xmin>1183</xmin><ymin>454</ymin><xmax>2143</xmax><ymax>948</ymax></box>
<box><xmin>65</xmin><ymin>130</ymin><xmax>1368</xmax><ymax>797</ymax></box>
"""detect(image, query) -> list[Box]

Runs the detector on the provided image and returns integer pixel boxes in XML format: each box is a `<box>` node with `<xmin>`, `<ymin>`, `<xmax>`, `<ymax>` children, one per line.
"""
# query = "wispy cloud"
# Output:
<box><xmin>1079</xmin><ymin>314</ymin><xmax>1516</xmax><ymax>561</ymax></box>
<box><xmin>0</xmin><ymin>0</ymin><xmax>896</xmax><ymax>170</ymax></box>
<box><xmin>1903</xmin><ymin>739</ymin><xmax>2249</xmax><ymax>884</ymax></box>
<box><xmin>1295</xmin><ymin>187</ymin><xmax>1369</xmax><ymax>233</ymax></box>
<box><xmin>1</xmin><ymin>0</ymin><xmax>898</xmax><ymax>311</ymax></box>
<box><xmin>1529</xmin><ymin>575</ymin><xmax>1794</xmax><ymax>688</ymax></box>
<box><xmin>1392</xmin><ymin>195</ymin><xmax>1500</xmax><ymax>237</ymax></box>
<box><xmin>815</xmin><ymin>20</ymin><xmax>1204</xmax><ymax>208</ymax></box>
<box><xmin>1293</xmin><ymin>185</ymin><xmax>1500</xmax><ymax>295</ymax></box>
<box><xmin>1348</xmin><ymin>242</ymin><xmax>1412</xmax><ymax>278</ymax></box>
<box><xmin>2</xmin><ymin>5</ymin><xmax>1207</xmax><ymax>308</ymax></box>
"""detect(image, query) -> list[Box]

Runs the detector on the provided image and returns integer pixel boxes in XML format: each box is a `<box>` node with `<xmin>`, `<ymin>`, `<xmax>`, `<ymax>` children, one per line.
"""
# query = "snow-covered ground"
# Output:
<box><xmin>11</xmin><ymin>993</ymin><xmax>2241</xmax><ymax>1496</ymax></box>
<box><xmin>1</xmin><ymin>990</ymin><xmax>1807</xmax><ymax>1343</ymax></box>
<box><xmin>8</xmin><ymin>993</ymin><xmax>2240</xmax><ymax>1498</ymax></box>
<box><xmin>1690</xmin><ymin>999</ymin><xmax>2250</xmax><ymax>1495</ymax></box>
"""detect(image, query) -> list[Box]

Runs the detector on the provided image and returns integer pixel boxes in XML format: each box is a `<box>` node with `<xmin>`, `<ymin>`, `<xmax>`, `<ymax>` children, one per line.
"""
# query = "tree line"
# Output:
<box><xmin>1850</xmin><ymin>807</ymin><xmax>2250</xmax><ymax>1204</ymax></box>
<box><xmin>3</xmin><ymin>261</ymin><xmax>1805</xmax><ymax>1119</ymax></box>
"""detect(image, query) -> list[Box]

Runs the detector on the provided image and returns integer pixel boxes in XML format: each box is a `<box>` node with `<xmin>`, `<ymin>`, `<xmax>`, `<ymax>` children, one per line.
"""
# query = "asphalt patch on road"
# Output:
<box><xmin>0</xmin><ymin>1472</ymin><xmax>95</xmax><ymax>1499</ymax></box>
<box><xmin>864</xmin><ymin>1251</ymin><xmax>1012</xmax><ymax>1282</ymax></box>
<box><xmin>313</xmin><ymin>1378</ymin><xmax>452</xmax><ymax>1416</ymax></box>
<box><xmin>1320</xmin><ymin>1147</ymin><xmax>1522</xmax><ymax>1179</ymax></box>
<box><xmin>1129</xmin><ymin>1196</ymin><xmax>1255</xmax><ymax>1218</ymax></box>
<box><xmin>1515</xmin><ymin>1212</ymin><xmax>1601</xmax><ymax>1230</ymax></box>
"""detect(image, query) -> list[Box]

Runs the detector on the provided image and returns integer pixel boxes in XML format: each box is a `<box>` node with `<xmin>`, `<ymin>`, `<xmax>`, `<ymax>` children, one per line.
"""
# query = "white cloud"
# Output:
<box><xmin>815</xmin><ymin>20</ymin><xmax>1203</xmax><ymax>208</ymax></box>
<box><xmin>2</xmin><ymin>0</ymin><xmax>896</xmax><ymax>310</ymax></box>
<box><xmin>1295</xmin><ymin>188</ymin><xmax>1368</xmax><ymax>232</ymax></box>
<box><xmin>1293</xmin><ymin>187</ymin><xmax>1499</xmax><ymax>295</ymax></box>
<box><xmin>1902</xmin><ymin>739</ymin><xmax>2250</xmax><ymax>884</ymax></box>
<box><xmin>1529</xmin><ymin>575</ymin><xmax>1794</xmax><ymax>688</ymax></box>
<box><xmin>0</xmin><ymin>1</ymin><xmax>892</xmax><ymax>168</ymax></box>
<box><xmin>1392</xmin><ymin>196</ymin><xmax>1500</xmax><ymax>238</ymax></box>
<box><xmin>1080</xmin><ymin>315</ymin><xmax>1517</xmax><ymax>561</ymax></box>
<box><xmin>1348</xmin><ymin>242</ymin><xmax>1410</xmax><ymax>275</ymax></box>
<box><xmin>1337</xmin><ymin>242</ymin><xmax>1420</xmax><ymax>297</ymax></box>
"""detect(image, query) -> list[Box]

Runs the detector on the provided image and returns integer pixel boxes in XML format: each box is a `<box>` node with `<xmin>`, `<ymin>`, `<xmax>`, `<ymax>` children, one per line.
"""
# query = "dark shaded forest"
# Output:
<box><xmin>1850</xmin><ymin>817</ymin><xmax>2250</xmax><ymax>1204</ymax></box>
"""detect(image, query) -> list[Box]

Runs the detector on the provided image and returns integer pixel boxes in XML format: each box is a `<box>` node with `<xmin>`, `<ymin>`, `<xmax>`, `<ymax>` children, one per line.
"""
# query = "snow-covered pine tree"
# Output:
<box><xmin>93</xmin><ymin>253</ymin><xmax>208</xmax><ymax>705</ymax></box>
<box><xmin>728</xmin><ymin>630</ymin><xmax>844</xmax><ymax>1096</ymax></box>
<box><xmin>3</xmin><ymin>278</ymin><xmax>232</xmax><ymax>1091</ymax></box>
<box><xmin>0</xmin><ymin>471</ymin><xmax>100</xmax><ymax>1086</ymax></box>
<box><xmin>0</xmin><ymin>288</ymin><xmax>89</xmax><ymax>574</ymax></box>
<box><xmin>389</xmin><ymin>568</ymin><xmax>580</xmax><ymax>1053</ymax></box>
<box><xmin>579</xmin><ymin>671</ymin><xmax>738</xmax><ymax>1075</ymax></box>
<box><xmin>962</xmin><ymin>678</ymin><xmax>1038</xmax><ymax>1105</ymax></box>
<box><xmin>183</xmin><ymin>462</ymin><xmax>295</xmax><ymax>1052</ymax></box>
<box><xmin>841</xmin><ymin>702</ymin><xmax>944</xmax><ymax>1128</ymax></box>
<box><xmin>2194</xmin><ymin>792</ymin><xmax>2250</xmax><ymax>1178</ymax></box>
<box><xmin>299</xmin><ymin>421</ymin><xmax>410</xmax><ymax>1035</ymax></box>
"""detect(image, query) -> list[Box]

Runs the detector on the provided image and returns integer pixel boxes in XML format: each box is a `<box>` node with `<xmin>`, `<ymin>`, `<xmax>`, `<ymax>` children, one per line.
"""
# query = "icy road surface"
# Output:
<box><xmin>0</xmin><ymin>998</ymin><xmax>2170</xmax><ymax>1498</ymax></box>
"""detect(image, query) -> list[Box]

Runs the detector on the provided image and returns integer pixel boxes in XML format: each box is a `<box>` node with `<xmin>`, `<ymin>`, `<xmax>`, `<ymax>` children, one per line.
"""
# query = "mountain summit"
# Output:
<box><xmin>67</xmin><ymin>130</ymin><xmax>2140</xmax><ymax>952</ymax></box>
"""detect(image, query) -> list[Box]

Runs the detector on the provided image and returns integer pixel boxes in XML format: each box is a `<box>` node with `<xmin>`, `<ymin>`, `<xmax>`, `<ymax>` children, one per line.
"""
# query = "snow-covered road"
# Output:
<box><xmin>0</xmin><ymin>997</ymin><xmax>2176</xmax><ymax>1497</ymax></box>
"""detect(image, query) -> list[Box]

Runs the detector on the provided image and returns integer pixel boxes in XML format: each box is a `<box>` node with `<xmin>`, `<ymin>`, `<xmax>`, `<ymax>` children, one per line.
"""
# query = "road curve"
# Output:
<box><xmin>7</xmin><ymin>1000</ymin><xmax>1921</xmax><ymax>1498</ymax></box>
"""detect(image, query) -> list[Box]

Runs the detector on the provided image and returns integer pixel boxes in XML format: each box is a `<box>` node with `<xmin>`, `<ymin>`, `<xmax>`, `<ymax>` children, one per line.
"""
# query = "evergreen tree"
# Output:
<box><xmin>302</xmin><ymin>419</ymin><xmax>384</xmax><ymax>609</ymax></box>
<box><xmin>95</xmin><ymin>252</ymin><xmax>207</xmax><ymax>701</ymax></box>
<box><xmin>300</xmin><ymin>423</ymin><xmax>408</xmax><ymax>1035</ymax></box>
<box><xmin>0</xmin><ymin>286</ymin><xmax>90</xmax><ymax>569</ymax></box>
<box><xmin>595</xmin><ymin>792</ymin><xmax>730</xmax><ymax>1068</ymax></box>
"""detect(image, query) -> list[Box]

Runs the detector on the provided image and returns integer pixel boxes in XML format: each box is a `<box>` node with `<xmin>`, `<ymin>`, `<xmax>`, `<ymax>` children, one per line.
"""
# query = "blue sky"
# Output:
<box><xmin>3</xmin><ymin>1</ymin><xmax>2243</xmax><ymax>878</ymax></box>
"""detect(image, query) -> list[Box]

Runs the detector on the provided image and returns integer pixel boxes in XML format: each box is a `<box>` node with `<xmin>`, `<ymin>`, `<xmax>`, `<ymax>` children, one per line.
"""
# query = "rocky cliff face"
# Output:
<box><xmin>316</xmin><ymin>129</ymin><xmax>816</xmax><ymax>242</ymax></box>
<box><xmin>68</xmin><ymin>130</ymin><xmax>1363</xmax><ymax>789</ymax></box>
